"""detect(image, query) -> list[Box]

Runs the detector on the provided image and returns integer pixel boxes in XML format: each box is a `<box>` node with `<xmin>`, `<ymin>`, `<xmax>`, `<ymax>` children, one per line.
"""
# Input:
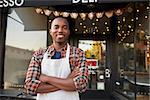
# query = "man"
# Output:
<box><xmin>25</xmin><ymin>17</ymin><xmax>89</xmax><ymax>100</ymax></box>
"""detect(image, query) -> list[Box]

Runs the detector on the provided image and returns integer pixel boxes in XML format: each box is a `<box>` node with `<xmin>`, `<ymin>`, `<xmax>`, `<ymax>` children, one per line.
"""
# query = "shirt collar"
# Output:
<box><xmin>47</xmin><ymin>43</ymin><xmax>67</xmax><ymax>53</ymax></box>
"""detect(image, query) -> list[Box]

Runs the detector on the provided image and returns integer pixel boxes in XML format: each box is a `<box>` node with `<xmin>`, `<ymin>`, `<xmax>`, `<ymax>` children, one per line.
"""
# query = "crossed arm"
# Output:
<box><xmin>36</xmin><ymin>67</ymin><xmax>80</xmax><ymax>93</ymax></box>
<box><xmin>25</xmin><ymin>49</ymin><xmax>88</xmax><ymax>95</ymax></box>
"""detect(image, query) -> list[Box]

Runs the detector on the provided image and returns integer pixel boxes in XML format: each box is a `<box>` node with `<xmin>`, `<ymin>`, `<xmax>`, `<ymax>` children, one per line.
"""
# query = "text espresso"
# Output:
<box><xmin>0</xmin><ymin>0</ymin><xmax>24</xmax><ymax>7</ymax></box>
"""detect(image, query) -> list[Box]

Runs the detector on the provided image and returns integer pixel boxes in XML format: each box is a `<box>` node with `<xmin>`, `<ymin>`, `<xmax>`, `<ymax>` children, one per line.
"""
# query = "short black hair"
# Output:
<box><xmin>49</xmin><ymin>16</ymin><xmax>75</xmax><ymax>33</ymax></box>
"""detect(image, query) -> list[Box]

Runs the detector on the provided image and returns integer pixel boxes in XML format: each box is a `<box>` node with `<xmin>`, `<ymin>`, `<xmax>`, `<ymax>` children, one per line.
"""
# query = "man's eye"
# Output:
<box><xmin>63</xmin><ymin>26</ymin><xmax>67</xmax><ymax>29</ymax></box>
<box><xmin>54</xmin><ymin>26</ymin><xmax>59</xmax><ymax>29</ymax></box>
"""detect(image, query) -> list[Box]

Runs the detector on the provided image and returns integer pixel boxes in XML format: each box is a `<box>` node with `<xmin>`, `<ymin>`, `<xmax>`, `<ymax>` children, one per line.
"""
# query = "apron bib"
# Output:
<box><xmin>37</xmin><ymin>44</ymin><xmax>79</xmax><ymax>100</ymax></box>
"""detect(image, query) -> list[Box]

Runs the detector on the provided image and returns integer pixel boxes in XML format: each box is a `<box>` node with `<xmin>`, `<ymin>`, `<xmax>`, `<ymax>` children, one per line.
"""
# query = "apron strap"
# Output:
<box><xmin>66</xmin><ymin>43</ymin><xmax>70</xmax><ymax>59</ymax></box>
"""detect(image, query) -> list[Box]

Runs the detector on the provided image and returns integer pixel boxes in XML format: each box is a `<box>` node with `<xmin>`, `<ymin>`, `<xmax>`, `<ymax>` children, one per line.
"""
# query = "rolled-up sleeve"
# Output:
<box><xmin>24</xmin><ymin>50</ymin><xmax>43</xmax><ymax>95</ymax></box>
<box><xmin>73</xmin><ymin>50</ymin><xmax>89</xmax><ymax>93</ymax></box>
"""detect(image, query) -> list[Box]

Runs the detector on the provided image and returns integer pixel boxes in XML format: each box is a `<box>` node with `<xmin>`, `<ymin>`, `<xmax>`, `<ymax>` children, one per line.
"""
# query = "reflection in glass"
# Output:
<box><xmin>79</xmin><ymin>40</ymin><xmax>106</xmax><ymax>90</ymax></box>
<box><xmin>4</xmin><ymin>8</ymin><xmax>47</xmax><ymax>91</ymax></box>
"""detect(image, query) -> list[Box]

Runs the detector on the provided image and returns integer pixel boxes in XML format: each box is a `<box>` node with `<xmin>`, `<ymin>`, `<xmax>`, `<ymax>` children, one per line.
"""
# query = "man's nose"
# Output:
<box><xmin>58</xmin><ymin>28</ymin><xmax>63</xmax><ymax>33</ymax></box>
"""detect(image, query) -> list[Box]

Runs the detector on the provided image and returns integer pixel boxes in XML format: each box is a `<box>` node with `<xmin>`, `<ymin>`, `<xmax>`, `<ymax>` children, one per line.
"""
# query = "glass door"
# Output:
<box><xmin>78</xmin><ymin>40</ymin><xmax>107</xmax><ymax>91</ymax></box>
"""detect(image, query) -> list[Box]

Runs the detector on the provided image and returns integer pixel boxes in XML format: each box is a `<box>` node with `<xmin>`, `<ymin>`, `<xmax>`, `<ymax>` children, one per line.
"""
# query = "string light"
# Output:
<box><xmin>117</xmin><ymin>26</ymin><xmax>120</xmax><ymax>30</ymax></box>
<box><xmin>105</xmin><ymin>22</ymin><xmax>108</xmax><ymax>25</ymax></box>
<box><xmin>145</xmin><ymin>16</ymin><xmax>148</xmax><ymax>19</ymax></box>
<box><xmin>41</xmin><ymin>11</ymin><xmax>44</xmax><ymax>14</ymax></box>
<box><xmin>83</xmin><ymin>31</ymin><xmax>86</xmax><ymax>34</ymax></box>
<box><xmin>136</xmin><ymin>9</ymin><xmax>140</xmax><ymax>12</ymax></box>
<box><xmin>106</xmin><ymin>27</ymin><xmax>109</xmax><ymax>31</ymax></box>
<box><xmin>123</xmin><ymin>17</ymin><xmax>126</xmax><ymax>22</ymax></box>
<box><xmin>136</xmin><ymin>17</ymin><xmax>139</xmax><ymax>20</ymax></box>
<box><xmin>80</xmin><ymin>22</ymin><xmax>83</xmax><ymax>25</ymax></box>
<box><xmin>92</xmin><ymin>22</ymin><xmax>96</xmax><ymax>26</ymax></box>
<box><xmin>131</xmin><ymin>19</ymin><xmax>134</xmax><ymax>21</ymax></box>
<box><xmin>49</xmin><ymin>20</ymin><xmax>51</xmax><ymax>23</ymax></box>
<box><xmin>118</xmin><ymin>41</ymin><xmax>121</xmax><ymax>44</ymax></box>
<box><xmin>83</xmin><ymin>26</ymin><xmax>86</xmax><ymax>28</ymax></box>
<box><xmin>118</xmin><ymin>33</ymin><xmax>121</xmax><ymax>36</ymax></box>
<box><xmin>128</xmin><ymin>25</ymin><xmax>131</xmax><ymax>28</ymax></box>
<box><xmin>75</xmin><ymin>28</ymin><xmax>78</xmax><ymax>32</ymax></box>
<box><xmin>102</xmin><ymin>32</ymin><xmax>106</xmax><ymax>35</ymax></box>
<box><xmin>127</xmin><ymin>31</ymin><xmax>130</xmax><ymax>35</ymax></box>
<box><xmin>131</xmin><ymin>29</ymin><xmax>134</xmax><ymax>32</ymax></box>
<box><xmin>95</xmin><ymin>26</ymin><xmax>98</xmax><ymax>29</ymax></box>
<box><xmin>35</xmin><ymin>3</ymin><xmax>149</xmax><ymax>37</ymax></box>
<box><xmin>139</xmin><ymin>23</ymin><xmax>142</xmax><ymax>26</ymax></box>
<box><xmin>118</xmin><ymin>21</ymin><xmax>121</xmax><ymax>24</ymax></box>
<box><xmin>96</xmin><ymin>19</ymin><xmax>99</xmax><ymax>21</ymax></box>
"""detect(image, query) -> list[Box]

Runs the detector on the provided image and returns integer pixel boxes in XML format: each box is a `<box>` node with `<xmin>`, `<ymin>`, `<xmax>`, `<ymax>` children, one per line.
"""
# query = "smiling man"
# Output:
<box><xmin>25</xmin><ymin>17</ymin><xmax>89</xmax><ymax>100</ymax></box>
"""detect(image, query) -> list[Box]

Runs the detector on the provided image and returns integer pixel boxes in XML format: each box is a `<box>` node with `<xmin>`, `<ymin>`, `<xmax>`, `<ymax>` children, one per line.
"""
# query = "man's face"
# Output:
<box><xmin>50</xmin><ymin>17</ymin><xmax>70</xmax><ymax>44</ymax></box>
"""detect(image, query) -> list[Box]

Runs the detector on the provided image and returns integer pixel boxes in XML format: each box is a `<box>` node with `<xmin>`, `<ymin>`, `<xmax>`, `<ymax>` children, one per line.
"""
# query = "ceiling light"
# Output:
<box><xmin>70</xmin><ymin>13</ymin><xmax>78</xmax><ymax>19</ymax></box>
<box><xmin>105</xmin><ymin>10</ymin><xmax>113</xmax><ymax>18</ymax></box>
<box><xmin>96</xmin><ymin>12</ymin><xmax>104</xmax><ymax>18</ymax></box>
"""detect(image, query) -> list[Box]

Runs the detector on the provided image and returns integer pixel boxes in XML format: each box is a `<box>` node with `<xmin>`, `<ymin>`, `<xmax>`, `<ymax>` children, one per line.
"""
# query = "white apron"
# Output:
<box><xmin>37</xmin><ymin>44</ymin><xmax>79</xmax><ymax>100</ymax></box>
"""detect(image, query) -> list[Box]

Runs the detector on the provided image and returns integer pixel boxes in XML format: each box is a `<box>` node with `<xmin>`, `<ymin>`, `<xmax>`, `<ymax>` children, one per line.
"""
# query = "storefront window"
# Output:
<box><xmin>79</xmin><ymin>40</ymin><xmax>106</xmax><ymax>90</ymax></box>
<box><xmin>4</xmin><ymin>8</ymin><xmax>47</xmax><ymax>91</ymax></box>
<box><xmin>116</xmin><ymin>2</ymin><xmax>149</xmax><ymax>99</ymax></box>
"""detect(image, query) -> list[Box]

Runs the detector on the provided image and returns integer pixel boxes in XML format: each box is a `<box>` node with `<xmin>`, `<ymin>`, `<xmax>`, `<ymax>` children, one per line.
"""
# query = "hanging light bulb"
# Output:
<box><xmin>35</xmin><ymin>8</ymin><xmax>42</xmax><ymax>14</ymax></box>
<box><xmin>105</xmin><ymin>10</ymin><xmax>113</xmax><ymax>18</ymax></box>
<box><xmin>44</xmin><ymin>9</ymin><xmax>52</xmax><ymax>16</ymax></box>
<box><xmin>79</xmin><ymin>13</ymin><xmax>87</xmax><ymax>20</ymax></box>
<box><xmin>96</xmin><ymin>12</ymin><xmax>104</xmax><ymax>18</ymax></box>
<box><xmin>88</xmin><ymin>12</ymin><xmax>94</xmax><ymax>20</ymax></box>
<box><xmin>114</xmin><ymin>9</ymin><xmax>123</xmax><ymax>16</ymax></box>
<box><xmin>70</xmin><ymin>13</ymin><xmax>78</xmax><ymax>19</ymax></box>
<box><xmin>53</xmin><ymin>11</ymin><xmax>60</xmax><ymax>16</ymax></box>
<box><xmin>62</xmin><ymin>12</ymin><xmax>69</xmax><ymax>17</ymax></box>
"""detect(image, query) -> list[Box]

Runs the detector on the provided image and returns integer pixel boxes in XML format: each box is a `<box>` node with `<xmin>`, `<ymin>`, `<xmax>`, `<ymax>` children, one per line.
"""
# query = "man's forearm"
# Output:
<box><xmin>36</xmin><ymin>82</ymin><xmax>60</xmax><ymax>93</ymax></box>
<box><xmin>44</xmin><ymin>76</ymin><xmax>76</xmax><ymax>91</ymax></box>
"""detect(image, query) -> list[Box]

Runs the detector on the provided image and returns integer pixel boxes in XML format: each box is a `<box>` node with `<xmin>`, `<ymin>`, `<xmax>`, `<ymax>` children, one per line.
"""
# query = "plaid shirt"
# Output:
<box><xmin>25</xmin><ymin>44</ymin><xmax>88</xmax><ymax>95</ymax></box>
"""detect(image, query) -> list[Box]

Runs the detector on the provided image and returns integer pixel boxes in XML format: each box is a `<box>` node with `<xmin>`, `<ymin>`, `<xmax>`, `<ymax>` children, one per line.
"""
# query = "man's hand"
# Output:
<box><xmin>39</xmin><ymin>74</ymin><xmax>49</xmax><ymax>83</ymax></box>
<box><xmin>68</xmin><ymin>67</ymin><xmax>80</xmax><ymax>78</ymax></box>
